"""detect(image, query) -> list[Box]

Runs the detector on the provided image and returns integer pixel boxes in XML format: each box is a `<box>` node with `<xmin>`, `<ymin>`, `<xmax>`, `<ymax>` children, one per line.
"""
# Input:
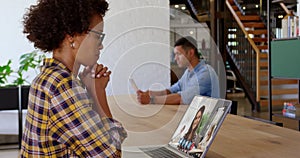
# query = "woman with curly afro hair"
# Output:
<box><xmin>20</xmin><ymin>0</ymin><xmax>127</xmax><ymax>157</ymax></box>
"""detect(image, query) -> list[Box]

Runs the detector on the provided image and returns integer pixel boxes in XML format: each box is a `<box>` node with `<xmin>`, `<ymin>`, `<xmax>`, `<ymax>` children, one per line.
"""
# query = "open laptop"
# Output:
<box><xmin>124</xmin><ymin>95</ymin><xmax>232</xmax><ymax>158</ymax></box>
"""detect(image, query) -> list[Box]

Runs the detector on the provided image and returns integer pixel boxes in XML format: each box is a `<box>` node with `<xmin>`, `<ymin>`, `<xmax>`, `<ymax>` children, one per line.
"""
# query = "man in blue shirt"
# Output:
<box><xmin>137</xmin><ymin>36</ymin><xmax>219</xmax><ymax>105</ymax></box>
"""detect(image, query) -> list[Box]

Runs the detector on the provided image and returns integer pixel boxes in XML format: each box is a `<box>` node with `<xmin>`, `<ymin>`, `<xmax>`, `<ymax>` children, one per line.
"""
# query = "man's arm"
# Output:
<box><xmin>148</xmin><ymin>89</ymin><xmax>171</xmax><ymax>96</ymax></box>
<box><xmin>137</xmin><ymin>89</ymin><xmax>170</xmax><ymax>104</ymax></box>
<box><xmin>152</xmin><ymin>93</ymin><xmax>182</xmax><ymax>105</ymax></box>
<box><xmin>137</xmin><ymin>89</ymin><xmax>183</xmax><ymax>105</ymax></box>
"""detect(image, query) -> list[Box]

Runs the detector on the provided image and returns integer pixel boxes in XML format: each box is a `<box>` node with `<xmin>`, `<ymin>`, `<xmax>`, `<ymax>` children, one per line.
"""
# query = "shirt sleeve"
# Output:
<box><xmin>180</xmin><ymin>69</ymin><xmax>212</xmax><ymax>104</ymax></box>
<box><xmin>168</xmin><ymin>80</ymin><xmax>181</xmax><ymax>93</ymax></box>
<box><xmin>169</xmin><ymin>69</ymin><xmax>187</xmax><ymax>93</ymax></box>
<box><xmin>179</xmin><ymin>85</ymin><xmax>200</xmax><ymax>105</ymax></box>
<box><xmin>49</xmin><ymin>79</ymin><xmax>127</xmax><ymax>158</ymax></box>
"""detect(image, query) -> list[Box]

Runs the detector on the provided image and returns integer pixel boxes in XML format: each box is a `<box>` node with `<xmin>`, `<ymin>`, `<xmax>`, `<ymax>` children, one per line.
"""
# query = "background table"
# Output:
<box><xmin>108</xmin><ymin>95</ymin><xmax>300</xmax><ymax>158</ymax></box>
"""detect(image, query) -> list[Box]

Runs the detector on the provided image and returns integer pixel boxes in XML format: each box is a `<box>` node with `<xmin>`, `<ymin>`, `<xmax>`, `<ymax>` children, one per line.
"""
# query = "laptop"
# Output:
<box><xmin>124</xmin><ymin>95</ymin><xmax>232</xmax><ymax>158</ymax></box>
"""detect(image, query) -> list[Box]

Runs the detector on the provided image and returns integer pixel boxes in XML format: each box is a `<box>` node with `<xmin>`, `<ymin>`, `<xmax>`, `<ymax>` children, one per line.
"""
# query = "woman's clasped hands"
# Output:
<box><xmin>79</xmin><ymin>63</ymin><xmax>111</xmax><ymax>91</ymax></box>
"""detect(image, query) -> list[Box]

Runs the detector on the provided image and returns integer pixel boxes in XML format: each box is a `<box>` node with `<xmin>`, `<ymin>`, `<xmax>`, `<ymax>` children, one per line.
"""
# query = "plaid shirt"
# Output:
<box><xmin>20</xmin><ymin>58</ymin><xmax>127</xmax><ymax>157</ymax></box>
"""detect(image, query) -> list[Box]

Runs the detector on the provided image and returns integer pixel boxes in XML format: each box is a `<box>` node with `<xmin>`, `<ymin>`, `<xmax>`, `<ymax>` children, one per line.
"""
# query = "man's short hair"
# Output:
<box><xmin>174</xmin><ymin>36</ymin><xmax>200</xmax><ymax>59</ymax></box>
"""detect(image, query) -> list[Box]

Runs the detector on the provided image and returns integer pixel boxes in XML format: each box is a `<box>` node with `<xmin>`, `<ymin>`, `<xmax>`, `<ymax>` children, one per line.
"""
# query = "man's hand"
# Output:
<box><xmin>137</xmin><ymin>90</ymin><xmax>151</xmax><ymax>104</ymax></box>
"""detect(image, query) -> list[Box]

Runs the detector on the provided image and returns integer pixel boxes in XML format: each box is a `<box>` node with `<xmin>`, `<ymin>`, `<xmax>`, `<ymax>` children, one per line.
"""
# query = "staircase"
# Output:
<box><xmin>226</xmin><ymin>0</ymin><xmax>299</xmax><ymax>111</ymax></box>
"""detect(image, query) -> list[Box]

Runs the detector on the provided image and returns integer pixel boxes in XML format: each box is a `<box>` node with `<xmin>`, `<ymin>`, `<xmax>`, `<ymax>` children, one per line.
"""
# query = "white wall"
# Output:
<box><xmin>0</xmin><ymin>0</ymin><xmax>37</xmax><ymax>78</ymax></box>
<box><xmin>0</xmin><ymin>0</ymin><xmax>170</xmax><ymax>95</ymax></box>
<box><xmin>103</xmin><ymin>0</ymin><xmax>170</xmax><ymax>95</ymax></box>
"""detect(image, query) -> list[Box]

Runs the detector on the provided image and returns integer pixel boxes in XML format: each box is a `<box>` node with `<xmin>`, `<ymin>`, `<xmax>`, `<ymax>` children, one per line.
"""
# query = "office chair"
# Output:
<box><xmin>226</xmin><ymin>70</ymin><xmax>242</xmax><ymax>93</ymax></box>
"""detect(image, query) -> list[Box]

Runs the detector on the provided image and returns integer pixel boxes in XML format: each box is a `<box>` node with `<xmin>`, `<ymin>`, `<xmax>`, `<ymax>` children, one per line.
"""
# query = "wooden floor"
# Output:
<box><xmin>0</xmin><ymin>92</ymin><xmax>299</xmax><ymax>157</ymax></box>
<box><xmin>0</xmin><ymin>145</ymin><xmax>19</xmax><ymax>157</ymax></box>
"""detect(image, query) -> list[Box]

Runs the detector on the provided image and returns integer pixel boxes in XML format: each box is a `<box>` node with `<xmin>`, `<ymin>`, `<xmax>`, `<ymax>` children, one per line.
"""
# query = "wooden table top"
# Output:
<box><xmin>108</xmin><ymin>95</ymin><xmax>300</xmax><ymax>158</ymax></box>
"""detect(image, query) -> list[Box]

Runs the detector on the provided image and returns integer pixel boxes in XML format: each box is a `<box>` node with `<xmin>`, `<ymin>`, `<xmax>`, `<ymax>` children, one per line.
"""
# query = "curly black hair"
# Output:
<box><xmin>23</xmin><ymin>0</ymin><xmax>109</xmax><ymax>52</ymax></box>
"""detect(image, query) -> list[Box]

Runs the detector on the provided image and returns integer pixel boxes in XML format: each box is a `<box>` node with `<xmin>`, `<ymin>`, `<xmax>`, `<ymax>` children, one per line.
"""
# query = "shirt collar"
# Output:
<box><xmin>41</xmin><ymin>58</ymin><xmax>75</xmax><ymax>79</ymax></box>
<box><xmin>41</xmin><ymin>58</ymin><xmax>83</xmax><ymax>85</ymax></box>
<box><xmin>188</xmin><ymin>60</ymin><xmax>205</xmax><ymax>72</ymax></box>
<box><xmin>41</xmin><ymin>58</ymin><xmax>69</xmax><ymax>72</ymax></box>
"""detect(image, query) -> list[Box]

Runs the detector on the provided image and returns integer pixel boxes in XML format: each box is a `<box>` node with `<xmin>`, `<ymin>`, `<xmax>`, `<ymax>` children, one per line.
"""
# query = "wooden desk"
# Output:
<box><xmin>207</xmin><ymin>115</ymin><xmax>300</xmax><ymax>158</ymax></box>
<box><xmin>108</xmin><ymin>95</ymin><xmax>300</xmax><ymax>158</ymax></box>
<box><xmin>273</xmin><ymin>112</ymin><xmax>300</xmax><ymax>131</ymax></box>
<box><xmin>108</xmin><ymin>95</ymin><xmax>187</xmax><ymax>146</ymax></box>
<box><xmin>273</xmin><ymin>105</ymin><xmax>300</xmax><ymax>131</ymax></box>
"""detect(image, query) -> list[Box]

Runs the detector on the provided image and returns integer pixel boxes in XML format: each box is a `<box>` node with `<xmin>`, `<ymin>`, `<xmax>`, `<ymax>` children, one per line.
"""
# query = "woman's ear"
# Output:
<box><xmin>66</xmin><ymin>34</ymin><xmax>74</xmax><ymax>43</ymax></box>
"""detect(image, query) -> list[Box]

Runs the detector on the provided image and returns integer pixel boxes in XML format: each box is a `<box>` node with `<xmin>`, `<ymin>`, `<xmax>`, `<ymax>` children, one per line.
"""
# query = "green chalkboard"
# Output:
<box><xmin>271</xmin><ymin>38</ymin><xmax>300</xmax><ymax>79</ymax></box>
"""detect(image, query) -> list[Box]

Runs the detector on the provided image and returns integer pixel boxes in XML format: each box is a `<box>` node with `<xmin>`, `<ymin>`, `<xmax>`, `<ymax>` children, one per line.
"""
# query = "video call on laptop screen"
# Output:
<box><xmin>169</xmin><ymin>96</ymin><xmax>230</xmax><ymax>155</ymax></box>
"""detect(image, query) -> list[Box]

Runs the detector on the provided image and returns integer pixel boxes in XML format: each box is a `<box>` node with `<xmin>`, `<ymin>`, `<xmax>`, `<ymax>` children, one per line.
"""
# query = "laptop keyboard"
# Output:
<box><xmin>140</xmin><ymin>147</ymin><xmax>183</xmax><ymax>158</ymax></box>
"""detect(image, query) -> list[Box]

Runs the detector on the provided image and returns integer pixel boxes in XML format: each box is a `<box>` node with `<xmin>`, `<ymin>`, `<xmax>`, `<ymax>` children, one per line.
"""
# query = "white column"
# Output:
<box><xmin>103</xmin><ymin>0</ymin><xmax>170</xmax><ymax>95</ymax></box>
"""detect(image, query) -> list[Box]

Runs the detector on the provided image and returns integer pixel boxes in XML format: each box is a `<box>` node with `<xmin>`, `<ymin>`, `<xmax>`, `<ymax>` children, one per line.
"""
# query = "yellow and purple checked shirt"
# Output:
<box><xmin>20</xmin><ymin>58</ymin><xmax>127</xmax><ymax>157</ymax></box>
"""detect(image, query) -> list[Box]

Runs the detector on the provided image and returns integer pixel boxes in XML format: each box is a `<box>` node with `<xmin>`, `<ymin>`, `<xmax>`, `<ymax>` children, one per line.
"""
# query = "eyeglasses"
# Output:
<box><xmin>88</xmin><ymin>29</ymin><xmax>105</xmax><ymax>44</ymax></box>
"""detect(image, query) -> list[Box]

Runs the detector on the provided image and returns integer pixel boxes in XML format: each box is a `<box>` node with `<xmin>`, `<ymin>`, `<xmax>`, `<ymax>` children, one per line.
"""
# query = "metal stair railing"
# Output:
<box><xmin>225</xmin><ymin>0</ymin><xmax>262</xmax><ymax>111</ymax></box>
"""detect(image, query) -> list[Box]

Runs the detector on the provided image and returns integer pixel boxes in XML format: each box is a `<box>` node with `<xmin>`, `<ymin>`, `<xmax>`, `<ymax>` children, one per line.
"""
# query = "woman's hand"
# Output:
<box><xmin>92</xmin><ymin>64</ymin><xmax>111</xmax><ymax>90</ymax></box>
<box><xmin>79</xmin><ymin>63</ymin><xmax>112</xmax><ymax>118</ymax></box>
<box><xmin>79</xmin><ymin>64</ymin><xmax>111</xmax><ymax>91</ymax></box>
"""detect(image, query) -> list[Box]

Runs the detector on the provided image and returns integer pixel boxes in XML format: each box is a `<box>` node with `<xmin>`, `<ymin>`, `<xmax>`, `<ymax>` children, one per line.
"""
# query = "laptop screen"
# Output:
<box><xmin>168</xmin><ymin>96</ymin><xmax>232</xmax><ymax>157</ymax></box>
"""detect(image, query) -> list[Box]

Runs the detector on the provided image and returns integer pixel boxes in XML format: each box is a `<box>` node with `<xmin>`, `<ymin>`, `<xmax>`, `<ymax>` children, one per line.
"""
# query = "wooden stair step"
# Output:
<box><xmin>259</xmin><ymin>53</ymin><xmax>268</xmax><ymax>59</ymax></box>
<box><xmin>232</xmin><ymin>6</ymin><xmax>239</xmax><ymax>11</ymax></box>
<box><xmin>257</xmin><ymin>45</ymin><xmax>268</xmax><ymax>50</ymax></box>
<box><xmin>260</xmin><ymin>70</ymin><xmax>268</xmax><ymax>77</ymax></box>
<box><xmin>260</xmin><ymin>61</ymin><xmax>268</xmax><ymax>68</ymax></box>
<box><xmin>260</xmin><ymin>88</ymin><xmax>298</xmax><ymax>96</ymax></box>
<box><xmin>228</xmin><ymin>0</ymin><xmax>235</xmax><ymax>4</ymax></box>
<box><xmin>236</xmin><ymin>11</ymin><xmax>243</xmax><ymax>16</ymax></box>
<box><xmin>252</xmin><ymin>37</ymin><xmax>268</xmax><ymax>42</ymax></box>
<box><xmin>260</xmin><ymin>99</ymin><xmax>298</xmax><ymax>106</ymax></box>
<box><xmin>260</xmin><ymin>79</ymin><xmax>298</xmax><ymax>86</ymax></box>
<box><xmin>247</xmin><ymin>30</ymin><xmax>268</xmax><ymax>35</ymax></box>
<box><xmin>243</xmin><ymin>22</ymin><xmax>265</xmax><ymax>28</ymax></box>
<box><xmin>238</xmin><ymin>15</ymin><xmax>261</xmax><ymax>21</ymax></box>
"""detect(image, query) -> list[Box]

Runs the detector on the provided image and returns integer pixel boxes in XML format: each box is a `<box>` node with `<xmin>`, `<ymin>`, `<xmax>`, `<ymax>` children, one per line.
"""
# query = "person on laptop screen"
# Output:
<box><xmin>136</xmin><ymin>36</ymin><xmax>220</xmax><ymax>105</ymax></box>
<box><xmin>197</xmin><ymin>124</ymin><xmax>216</xmax><ymax>150</ymax></box>
<box><xmin>178</xmin><ymin>106</ymin><xmax>206</xmax><ymax>151</ymax></box>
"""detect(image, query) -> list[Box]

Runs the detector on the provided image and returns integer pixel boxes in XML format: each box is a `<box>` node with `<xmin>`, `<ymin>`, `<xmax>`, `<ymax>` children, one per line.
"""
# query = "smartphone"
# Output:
<box><xmin>129</xmin><ymin>78</ymin><xmax>139</xmax><ymax>91</ymax></box>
